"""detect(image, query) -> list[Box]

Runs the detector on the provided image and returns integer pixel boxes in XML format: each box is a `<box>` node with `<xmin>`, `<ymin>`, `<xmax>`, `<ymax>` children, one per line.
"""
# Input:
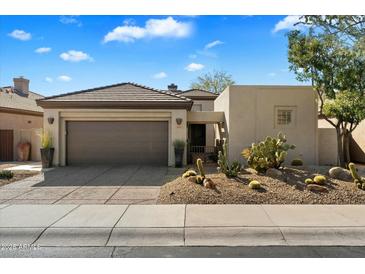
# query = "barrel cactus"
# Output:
<box><xmin>241</xmin><ymin>132</ymin><xmax>295</xmax><ymax>172</ymax></box>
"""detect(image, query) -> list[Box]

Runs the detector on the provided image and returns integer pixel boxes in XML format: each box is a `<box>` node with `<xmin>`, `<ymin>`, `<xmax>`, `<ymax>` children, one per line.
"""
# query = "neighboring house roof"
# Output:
<box><xmin>0</xmin><ymin>86</ymin><xmax>44</xmax><ymax>116</ymax></box>
<box><xmin>37</xmin><ymin>82</ymin><xmax>193</xmax><ymax>110</ymax></box>
<box><xmin>179</xmin><ymin>89</ymin><xmax>218</xmax><ymax>100</ymax></box>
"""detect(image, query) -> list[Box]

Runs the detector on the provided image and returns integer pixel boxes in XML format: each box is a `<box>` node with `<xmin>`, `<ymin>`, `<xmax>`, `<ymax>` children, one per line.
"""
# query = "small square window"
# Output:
<box><xmin>277</xmin><ymin>110</ymin><xmax>292</xmax><ymax>125</ymax></box>
<box><xmin>192</xmin><ymin>104</ymin><xmax>203</xmax><ymax>111</ymax></box>
<box><xmin>274</xmin><ymin>106</ymin><xmax>296</xmax><ymax>128</ymax></box>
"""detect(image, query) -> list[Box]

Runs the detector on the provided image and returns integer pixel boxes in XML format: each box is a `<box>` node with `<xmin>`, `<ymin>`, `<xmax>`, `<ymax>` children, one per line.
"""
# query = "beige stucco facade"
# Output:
<box><xmin>0</xmin><ymin>112</ymin><xmax>42</xmax><ymax>161</ymax></box>
<box><xmin>214</xmin><ymin>85</ymin><xmax>319</xmax><ymax>165</ymax></box>
<box><xmin>43</xmin><ymin>108</ymin><xmax>187</xmax><ymax>166</ymax></box>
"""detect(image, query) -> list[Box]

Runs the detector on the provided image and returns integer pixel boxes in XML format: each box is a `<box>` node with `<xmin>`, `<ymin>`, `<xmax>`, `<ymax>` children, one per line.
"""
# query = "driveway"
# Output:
<box><xmin>0</xmin><ymin>166</ymin><xmax>183</xmax><ymax>205</ymax></box>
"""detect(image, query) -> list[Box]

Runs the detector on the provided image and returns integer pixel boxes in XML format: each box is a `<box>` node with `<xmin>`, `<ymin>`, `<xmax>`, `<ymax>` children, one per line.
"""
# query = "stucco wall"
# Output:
<box><xmin>43</xmin><ymin>108</ymin><xmax>187</xmax><ymax>166</ymax></box>
<box><xmin>215</xmin><ymin>85</ymin><xmax>318</xmax><ymax>165</ymax></box>
<box><xmin>0</xmin><ymin>112</ymin><xmax>42</xmax><ymax>161</ymax></box>
<box><xmin>0</xmin><ymin>112</ymin><xmax>42</xmax><ymax>129</ymax></box>
<box><xmin>350</xmin><ymin>120</ymin><xmax>365</xmax><ymax>163</ymax></box>
<box><xmin>318</xmin><ymin>127</ymin><xmax>338</xmax><ymax>165</ymax></box>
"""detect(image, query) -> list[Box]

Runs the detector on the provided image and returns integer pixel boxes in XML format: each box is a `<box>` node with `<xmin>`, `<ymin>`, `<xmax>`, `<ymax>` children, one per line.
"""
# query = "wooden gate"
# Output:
<box><xmin>0</xmin><ymin>130</ymin><xmax>14</xmax><ymax>161</ymax></box>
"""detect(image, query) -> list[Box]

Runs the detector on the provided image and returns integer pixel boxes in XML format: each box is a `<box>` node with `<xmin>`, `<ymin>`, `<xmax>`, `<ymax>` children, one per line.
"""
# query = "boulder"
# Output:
<box><xmin>307</xmin><ymin>184</ymin><xmax>328</xmax><ymax>192</ymax></box>
<box><xmin>328</xmin><ymin>167</ymin><xmax>352</xmax><ymax>182</ymax></box>
<box><xmin>265</xmin><ymin>168</ymin><xmax>283</xmax><ymax>179</ymax></box>
<box><xmin>203</xmin><ymin>178</ymin><xmax>216</xmax><ymax>189</ymax></box>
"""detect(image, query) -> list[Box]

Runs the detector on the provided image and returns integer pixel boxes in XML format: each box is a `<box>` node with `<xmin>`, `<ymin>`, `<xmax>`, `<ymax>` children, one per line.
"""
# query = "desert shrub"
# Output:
<box><xmin>348</xmin><ymin>162</ymin><xmax>365</xmax><ymax>190</ymax></box>
<box><xmin>313</xmin><ymin>175</ymin><xmax>326</xmax><ymax>185</ymax></box>
<box><xmin>291</xmin><ymin>158</ymin><xmax>303</xmax><ymax>166</ymax></box>
<box><xmin>0</xmin><ymin>170</ymin><xmax>14</xmax><ymax>180</ymax></box>
<box><xmin>182</xmin><ymin>170</ymin><xmax>197</xmax><ymax>178</ymax></box>
<box><xmin>241</xmin><ymin>132</ymin><xmax>295</xmax><ymax>172</ymax></box>
<box><xmin>305</xmin><ymin>178</ymin><xmax>314</xmax><ymax>184</ymax></box>
<box><xmin>39</xmin><ymin>130</ymin><xmax>53</xmax><ymax>149</ymax></box>
<box><xmin>249</xmin><ymin>180</ymin><xmax>261</xmax><ymax>189</ymax></box>
<box><xmin>217</xmin><ymin>141</ymin><xmax>242</xmax><ymax>178</ymax></box>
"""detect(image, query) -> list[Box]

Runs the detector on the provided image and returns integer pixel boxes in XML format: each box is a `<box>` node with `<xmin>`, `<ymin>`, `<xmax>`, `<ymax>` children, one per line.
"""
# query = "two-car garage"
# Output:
<box><xmin>66</xmin><ymin>121</ymin><xmax>168</xmax><ymax>166</ymax></box>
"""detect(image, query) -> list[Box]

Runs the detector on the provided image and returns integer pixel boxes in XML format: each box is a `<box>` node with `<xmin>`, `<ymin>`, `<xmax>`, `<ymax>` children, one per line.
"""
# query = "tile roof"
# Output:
<box><xmin>37</xmin><ymin>82</ymin><xmax>193</xmax><ymax>110</ymax></box>
<box><xmin>40</xmin><ymin>82</ymin><xmax>192</xmax><ymax>102</ymax></box>
<box><xmin>0</xmin><ymin>86</ymin><xmax>44</xmax><ymax>114</ymax></box>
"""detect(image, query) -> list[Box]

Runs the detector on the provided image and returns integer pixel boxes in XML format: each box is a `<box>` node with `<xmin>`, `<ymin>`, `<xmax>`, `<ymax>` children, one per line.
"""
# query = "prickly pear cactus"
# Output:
<box><xmin>241</xmin><ymin>132</ymin><xmax>295</xmax><ymax>172</ymax></box>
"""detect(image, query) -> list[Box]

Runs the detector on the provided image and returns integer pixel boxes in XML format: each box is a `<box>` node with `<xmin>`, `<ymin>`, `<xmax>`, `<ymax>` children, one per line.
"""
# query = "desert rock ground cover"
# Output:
<box><xmin>158</xmin><ymin>166</ymin><xmax>365</xmax><ymax>204</ymax></box>
<box><xmin>0</xmin><ymin>171</ymin><xmax>40</xmax><ymax>187</ymax></box>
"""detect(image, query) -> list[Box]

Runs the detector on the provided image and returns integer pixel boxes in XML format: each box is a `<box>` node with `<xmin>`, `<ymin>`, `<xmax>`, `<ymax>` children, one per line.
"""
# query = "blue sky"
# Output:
<box><xmin>0</xmin><ymin>15</ymin><xmax>306</xmax><ymax>96</ymax></box>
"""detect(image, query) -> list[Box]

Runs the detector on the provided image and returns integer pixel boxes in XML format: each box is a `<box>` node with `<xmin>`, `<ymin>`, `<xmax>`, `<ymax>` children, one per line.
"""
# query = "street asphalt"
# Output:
<box><xmin>1</xmin><ymin>246</ymin><xmax>365</xmax><ymax>258</ymax></box>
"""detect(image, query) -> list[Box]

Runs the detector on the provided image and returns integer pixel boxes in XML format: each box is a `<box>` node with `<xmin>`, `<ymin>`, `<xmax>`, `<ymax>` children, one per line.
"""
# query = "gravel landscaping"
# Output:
<box><xmin>158</xmin><ymin>166</ymin><xmax>365</xmax><ymax>204</ymax></box>
<box><xmin>0</xmin><ymin>171</ymin><xmax>40</xmax><ymax>187</ymax></box>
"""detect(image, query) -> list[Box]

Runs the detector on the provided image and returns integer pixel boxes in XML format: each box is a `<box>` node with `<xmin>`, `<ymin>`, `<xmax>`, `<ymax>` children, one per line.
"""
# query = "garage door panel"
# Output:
<box><xmin>67</xmin><ymin>121</ymin><xmax>168</xmax><ymax>165</ymax></box>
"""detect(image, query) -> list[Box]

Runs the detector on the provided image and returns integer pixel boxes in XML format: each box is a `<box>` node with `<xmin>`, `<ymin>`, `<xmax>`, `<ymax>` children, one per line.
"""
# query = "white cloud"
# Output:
<box><xmin>35</xmin><ymin>47</ymin><xmax>51</xmax><ymax>54</ymax></box>
<box><xmin>45</xmin><ymin>77</ymin><xmax>53</xmax><ymax>83</ymax></box>
<box><xmin>103</xmin><ymin>16</ymin><xmax>192</xmax><ymax>43</ymax></box>
<box><xmin>272</xmin><ymin>15</ymin><xmax>306</xmax><ymax>33</ymax></box>
<box><xmin>60</xmin><ymin>50</ymin><xmax>93</xmax><ymax>62</ymax></box>
<box><xmin>8</xmin><ymin>29</ymin><xmax>31</xmax><ymax>41</ymax></box>
<box><xmin>59</xmin><ymin>16</ymin><xmax>82</xmax><ymax>27</ymax></box>
<box><xmin>204</xmin><ymin>40</ymin><xmax>224</xmax><ymax>49</ymax></box>
<box><xmin>58</xmin><ymin>75</ymin><xmax>72</xmax><ymax>82</ymax></box>
<box><xmin>185</xmin><ymin>63</ymin><xmax>204</xmax><ymax>72</ymax></box>
<box><xmin>153</xmin><ymin>72</ymin><xmax>167</xmax><ymax>79</ymax></box>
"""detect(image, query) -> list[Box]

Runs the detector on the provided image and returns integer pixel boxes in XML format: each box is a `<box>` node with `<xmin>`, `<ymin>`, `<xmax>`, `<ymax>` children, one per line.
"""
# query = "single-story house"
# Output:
<box><xmin>38</xmin><ymin>81</ymin><xmax>340</xmax><ymax>167</ymax></box>
<box><xmin>0</xmin><ymin>77</ymin><xmax>43</xmax><ymax>161</ymax></box>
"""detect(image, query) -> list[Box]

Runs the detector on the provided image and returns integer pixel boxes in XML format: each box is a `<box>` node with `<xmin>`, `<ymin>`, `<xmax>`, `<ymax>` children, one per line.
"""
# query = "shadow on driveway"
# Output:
<box><xmin>33</xmin><ymin>165</ymin><xmax>177</xmax><ymax>187</ymax></box>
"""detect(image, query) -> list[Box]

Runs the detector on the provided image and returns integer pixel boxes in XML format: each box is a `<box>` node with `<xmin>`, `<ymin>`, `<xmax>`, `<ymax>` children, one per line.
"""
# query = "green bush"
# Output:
<box><xmin>291</xmin><ymin>158</ymin><xmax>303</xmax><ymax>166</ymax></box>
<box><xmin>241</xmin><ymin>132</ymin><xmax>295</xmax><ymax>172</ymax></box>
<box><xmin>0</xmin><ymin>170</ymin><xmax>14</xmax><ymax>180</ymax></box>
<box><xmin>217</xmin><ymin>141</ymin><xmax>241</xmax><ymax>178</ymax></box>
<box><xmin>249</xmin><ymin>180</ymin><xmax>261</xmax><ymax>189</ymax></box>
<box><xmin>349</xmin><ymin>162</ymin><xmax>365</xmax><ymax>190</ymax></box>
<box><xmin>173</xmin><ymin>139</ymin><xmax>185</xmax><ymax>149</ymax></box>
<box><xmin>305</xmin><ymin>178</ymin><xmax>314</xmax><ymax>184</ymax></box>
<box><xmin>313</xmin><ymin>175</ymin><xmax>326</xmax><ymax>185</ymax></box>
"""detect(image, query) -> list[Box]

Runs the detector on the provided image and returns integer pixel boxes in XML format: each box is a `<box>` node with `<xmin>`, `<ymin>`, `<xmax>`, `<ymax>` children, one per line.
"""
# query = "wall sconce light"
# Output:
<box><xmin>176</xmin><ymin>118</ymin><xmax>183</xmax><ymax>125</ymax></box>
<box><xmin>47</xmin><ymin>117</ymin><xmax>54</xmax><ymax>125</ymax></box>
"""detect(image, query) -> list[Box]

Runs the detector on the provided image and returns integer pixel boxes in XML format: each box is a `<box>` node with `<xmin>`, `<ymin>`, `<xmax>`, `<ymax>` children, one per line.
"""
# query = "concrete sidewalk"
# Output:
<box><xmin>1</xmin><ymin>204</ymin><xmax>365</xmax><ymax>247</ymax></box>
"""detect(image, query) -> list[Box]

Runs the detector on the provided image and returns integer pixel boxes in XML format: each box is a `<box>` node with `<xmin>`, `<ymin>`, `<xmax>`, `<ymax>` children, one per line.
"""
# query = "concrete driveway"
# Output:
<box><xmin>0</xmin><ymin>166</ymin><xmax>182</xmax><ymax>205</ymax></box>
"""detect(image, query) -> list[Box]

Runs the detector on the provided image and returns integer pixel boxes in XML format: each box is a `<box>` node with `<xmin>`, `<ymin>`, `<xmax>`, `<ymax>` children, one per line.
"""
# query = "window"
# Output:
<box><xmin>192</xmin><ymin>104</ymin><xmax>203</xmax><ymax>111</ymax></box>
<box><xmin>274</xmin><ymin>106</ymin><xmax>296</xmax><ymax>128</ymax></box>
<box><xmin>277</xmin><ymin>110</ymin><xmax>292</xmax><ymax>125</ymax></box>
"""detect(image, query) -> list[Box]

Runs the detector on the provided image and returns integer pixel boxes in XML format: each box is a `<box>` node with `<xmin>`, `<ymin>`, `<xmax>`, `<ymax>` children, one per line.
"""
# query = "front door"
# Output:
<box><xmin>190</xmin><ymin>124</ymin><xmax>206</xmax><ymax>146</ymax></box>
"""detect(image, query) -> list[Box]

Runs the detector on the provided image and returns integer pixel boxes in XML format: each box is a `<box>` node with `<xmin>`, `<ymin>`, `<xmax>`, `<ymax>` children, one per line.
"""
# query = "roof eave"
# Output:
<box><xmin>37</xmin><ymin>100</ymin><xmax>193</xmax><ymax>110</ymax></box>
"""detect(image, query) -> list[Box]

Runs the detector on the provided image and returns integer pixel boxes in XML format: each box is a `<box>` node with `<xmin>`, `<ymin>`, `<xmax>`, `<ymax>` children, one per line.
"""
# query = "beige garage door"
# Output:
<box><xmin>66</xmin><ymin>121</ymin><xmax>168</xmax><ymax>165</ymax></box>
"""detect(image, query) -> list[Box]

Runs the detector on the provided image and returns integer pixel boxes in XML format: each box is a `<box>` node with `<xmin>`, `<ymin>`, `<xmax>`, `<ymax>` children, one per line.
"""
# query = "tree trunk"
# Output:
<box><xmin>343</xmin><ymin>131</ymin><xmax>351</xmax><ymax>166</ymax></box>
<box><xmin>336</xmin><ymin>128</ymin><xmax>346</xmax><ymax>167</ymax></box>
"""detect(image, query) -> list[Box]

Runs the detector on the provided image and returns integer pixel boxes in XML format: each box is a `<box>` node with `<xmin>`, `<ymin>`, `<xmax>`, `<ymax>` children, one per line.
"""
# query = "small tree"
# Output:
<box><xmin>323</xmin><ymin>91</ymin><xmax>365</xmax><ymax>164</ymax></box>
<box><xmin>190</xmin><ymin>70</ymin><xmax>235</xmax><ymax>94</ymax></box>
<box><xmin>287</xmin><ymin>30</ymin><xmax>365</xmax><ymax>167</ymax></box>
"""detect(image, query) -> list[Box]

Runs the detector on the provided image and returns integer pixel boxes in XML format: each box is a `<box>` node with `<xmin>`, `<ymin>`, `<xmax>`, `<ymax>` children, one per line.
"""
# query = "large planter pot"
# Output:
<box><xmin>40</xmin><ymin>148</ymin><xmax>54</xmax><ymax>168</ymax></box>
<box><xmin>174</xmin><ymin>147</ymin><xmax>184</xmax><ymax>168</ymax></box>
<box><xmin>17</xmin><ymin>142</ymin><xmax>31</xmax><ymax>161</ymax></box>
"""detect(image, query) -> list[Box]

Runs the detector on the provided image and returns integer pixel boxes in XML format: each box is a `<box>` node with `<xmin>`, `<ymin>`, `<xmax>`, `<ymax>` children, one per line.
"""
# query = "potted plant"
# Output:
<box><xmin>40</xmin><ymin>130</ymin><xmax>54</xmax><ymax>168</ymax></box>
<box><xmin>173</xmin><ymin>139</ymin><xmax>185</xmax><ymax>168</ymax></box>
